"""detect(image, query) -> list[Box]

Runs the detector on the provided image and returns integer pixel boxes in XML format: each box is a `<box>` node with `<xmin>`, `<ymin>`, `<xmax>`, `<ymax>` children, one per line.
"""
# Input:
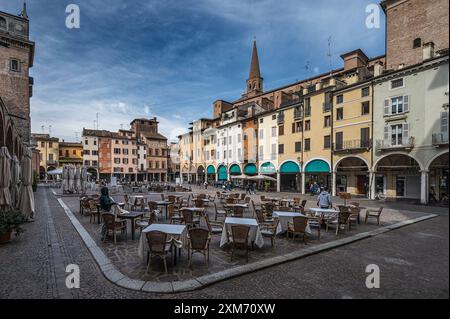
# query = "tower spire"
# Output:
<box><xmin>248</xmin><ymin>38</ymin><xmax>261</xmax><ymax>79</ymax></box>
<box><xmin>20</xmin><ymin>1</ymin><xmax>29</xmax><ymax>20</ymax></box>
<box><xmin>245</xmin><ymin>38</ymin><xmax>263</xmax><ymax>97</ymax></box>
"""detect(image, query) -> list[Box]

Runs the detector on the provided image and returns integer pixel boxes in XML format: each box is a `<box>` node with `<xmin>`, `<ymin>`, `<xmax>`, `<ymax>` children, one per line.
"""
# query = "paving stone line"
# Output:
<box><xmin>56</xmin><ymin>196</ymin><xmax>438</xmax><ymax>293</ymax></box>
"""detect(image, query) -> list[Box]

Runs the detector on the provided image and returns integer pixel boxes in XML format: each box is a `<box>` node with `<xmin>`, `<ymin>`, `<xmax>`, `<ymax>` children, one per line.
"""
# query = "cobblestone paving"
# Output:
<box><xmin>0</xmin><ymin>187</ymin><xmax>447</xmax><ymax>299</ymax></box>
<box><xmin>60</xmin><ymin>189</ymin><xmax>429</xmax><ymax>283</ymax></box>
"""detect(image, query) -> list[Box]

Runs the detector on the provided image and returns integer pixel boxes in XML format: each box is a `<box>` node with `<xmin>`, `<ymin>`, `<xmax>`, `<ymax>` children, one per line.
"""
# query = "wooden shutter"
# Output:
<box><xmin>292</xmin><ymin>123</ymin><xmax>295</xmax><ymax>134</ymax></box>
<box><xmin>384</xmin><ymin>126</ymin><xmax>390</xmax><ymax>141</ymax></box>
<box><xmin>403</xmin><ymin>123</ymin><xmax>410</xmax><ymax>144</ymax></box>
<box><xmin>441</xmin><ymin>111</ymin><xmax>449</xmax><ymax>134</ymax></box>
<box><xmin>403</xmin><ymin>95</ymin><xmax>410</xmax><ymax>112</ymax></box>
<box><xmin>384</xmin><ymin>99</ymin><xmax>390</xmax><ymax>116</ymax></box>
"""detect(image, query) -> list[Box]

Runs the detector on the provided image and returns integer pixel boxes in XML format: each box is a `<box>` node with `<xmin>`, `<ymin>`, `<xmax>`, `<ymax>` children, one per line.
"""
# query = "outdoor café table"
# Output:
<box><xmin>180</xmin><ymin>207</ymin><xmax>206</xmax><ymax>217</ymax></box>
<box><xmin>137</xmin><ymin>223</ymin><xmax>187</xmax><ymax>265</ymax></box>
<box><xmin>155</xmin><ymin>200</ymin><xmax>172</xmax><ymax>219</ymax></box>
<box><xmin>116</xmin><ymin>211</ymin><xmax>144</xmax><ymax>240</ymax></box>
<box><xmin>220</xmin><ymin>217</ymin><xmax>264</xmax><ymax>249</ymax></box>
<box><xmin>309</xmin><ymin>208</ymin><xmax>339</xmax><ymax>218</ymax></box>
<box><xmin>223</xmin><ymin>203</ymin><xmax>249</xmax><ymax>209</ymax></box>
<box><xmin>273</xmin><ymin>211</ymin><xmax>312</xmax><ymax>234</ymax></box>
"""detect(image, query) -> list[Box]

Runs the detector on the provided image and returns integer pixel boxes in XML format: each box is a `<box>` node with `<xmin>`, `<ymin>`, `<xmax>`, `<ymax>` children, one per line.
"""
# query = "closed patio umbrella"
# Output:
<box><xmin>18</xmin><ymin>147</ymin><xmax>34</xmax><ymax>218</ymax></box>
<box><xmin>75</xmin><ymin>165</ymin><xmax>81</xmax><ymax>193</ymax></box>
<box><xmin>81</xmin><ymin>166</ymin><xmax>88</xmax><ymax>193</ymax></box>
<box><xmin>0</xmin><ymin>146</ymin><xmax>12</xmax><ymax>210</ymax></box>
<box><xmin>10</xmin><ymin>155</ymin><xmax>20</xmax><ymax>209</ymax></box>
<box><xmin>62</xmin><ymin>165</ymin><xmax>69</xmax><ymax>193</ymax></box>
<box><xmin>68</xmin><ymin>165</ymin><xmax>75</xmax><ymax>193</ymax></box>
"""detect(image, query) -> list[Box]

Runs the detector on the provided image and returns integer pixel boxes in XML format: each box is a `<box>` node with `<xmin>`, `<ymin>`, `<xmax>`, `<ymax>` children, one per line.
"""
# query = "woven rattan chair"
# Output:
<box><xmin>101</xmin><ymin>213</ymin><xmax>127</xmax><ymax>244</ymax></box>
<box><xmin>326</xmin><ymin>210</ymin><xmax>351</xmax><ymax>235</ymax></box>
<box><xmin>187</xmin><ymin>228</ymin><xmax>210</xmax><ymax>268</ymax></box>
<box><xmin>181</xmin><ymin>209</ymin><xmax>199</xmax><ymax>229</ymax></box>
<box><xmin>260</xmin><ymin>218</ymin><xmax>280</xmax><ymax>247</ymax></box>
<box><xmin>203</xmin><ymin>215</ymin><xmax>224</xmax><ymax>235</ymax></box>
<box><xmin>365</xmin><ymin>206</ymin><xmax>384</xmax><ymax>225</ymax></box>
<box><xmin>349</xmin><ymin>206</ymin><xmax>361</xmax><ymax>229</ymax></box>
<box><xmin>169</xmin><ymin>204</ymin><xmax>183</xmax><ymax>224</ymax></box>
<box><xmin>232</xmin><ymin>206</ymin><xmax>245</xmax><ymax>218</ymax></box>
<box><xmin>135</xmin><ymin>211</ymin><xmax>156</xmax><ymax>234</ymax></box>
<box><xmin>230</xmin><ymin>225</ymin><xmax>250</xmax><ymax>262</ymax></box>
<box><xmin>145</xmin><ymin>231</ymin><xmax>172</xmax><ymax>274</ymax></box>
<box><xmin>287</xmin><ymin>216</ymin><xmax>309</xmax><ymax>244</ymax></box>
<box><xmin>214</xmin><ymin>203</ymin><xmax>227</xmax><ymax>220</ymax></box>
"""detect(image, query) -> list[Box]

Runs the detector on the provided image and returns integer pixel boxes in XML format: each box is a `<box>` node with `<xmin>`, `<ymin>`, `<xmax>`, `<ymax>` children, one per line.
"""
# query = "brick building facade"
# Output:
<box><xmin>382</xmin><ymin>0</ymin><xmax>449</xmax><ymax>70</ymax></box>
<box><xmin>0</xmin><ymin>5</ymin><xmax>34</xmax><ymax>143</ymax></box>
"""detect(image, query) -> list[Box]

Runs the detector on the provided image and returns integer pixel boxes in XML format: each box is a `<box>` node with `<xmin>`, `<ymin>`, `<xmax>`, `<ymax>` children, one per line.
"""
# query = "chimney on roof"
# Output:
<box><xmin>423</xmin><ymin>42</ymin><xmax>435</xmax><ymax>61</ymax></box>
<box><xmin>315</xmin><ymin>81</ymin><xmax>323</xmax><ymax>91</ymax></box>
<box><xmin>341</xmin><ymin>49</ymin><xmax>369</xmax><ymax>71</ymax></box>
<box><xmin>373</xmin><ymin>61</ymin><xmax>384</xmax><ymax>77</ymax></box>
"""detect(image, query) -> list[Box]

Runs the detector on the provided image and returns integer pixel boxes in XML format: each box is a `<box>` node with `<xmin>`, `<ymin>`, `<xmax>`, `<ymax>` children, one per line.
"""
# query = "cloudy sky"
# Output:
<box><xmin>2</xmin><ymin>0</ymin><xmax>385</xmax><ymax>142</ymax></box>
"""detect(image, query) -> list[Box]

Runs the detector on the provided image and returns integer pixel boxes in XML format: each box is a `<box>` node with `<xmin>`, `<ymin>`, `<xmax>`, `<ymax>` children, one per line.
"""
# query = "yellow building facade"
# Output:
<box><xmin>59</xmin><ymin>141</ymin><xmax>83</xmax><ymax>167</ymax></box>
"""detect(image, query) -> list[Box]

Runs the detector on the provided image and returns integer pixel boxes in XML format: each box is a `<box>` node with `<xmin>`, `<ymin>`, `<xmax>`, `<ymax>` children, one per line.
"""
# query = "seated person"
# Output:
<box><xmin>99</xmin><ymin>186</ymin><xmax>116</xmax><ymax>212</ymax></box>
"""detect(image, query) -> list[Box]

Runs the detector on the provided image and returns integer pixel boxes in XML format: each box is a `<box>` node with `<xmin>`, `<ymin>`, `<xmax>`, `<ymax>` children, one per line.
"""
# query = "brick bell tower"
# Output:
<box><xmin>245</xmin><ymin>39</ymin><xmax>263</xmax><ymax>98</ymax></box>
<box><xmin>0</xmin><ymin>2</ymin><xmax>35</xmax><ymax>143</ymax></box>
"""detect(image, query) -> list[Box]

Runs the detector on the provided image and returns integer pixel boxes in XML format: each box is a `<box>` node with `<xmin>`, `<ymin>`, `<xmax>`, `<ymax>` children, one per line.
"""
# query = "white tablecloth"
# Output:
<box><xmin>309</xmin><ymin>208</ymin><xmax>338</xmax><ymax>218</ymax></box>
<box><xmin>137</xmin><ymin>224</ymin><xmax>187</xmax><ymax>262</ymax></box>
<box><xmin>220</xmin><ymin>217</ymin><xmax>264</xmax><ymax>248</ymax></box>
<box><xmin>273</xmin><ymin>211</ymin><xmax>312</xmax><ymax>234</ymax></box>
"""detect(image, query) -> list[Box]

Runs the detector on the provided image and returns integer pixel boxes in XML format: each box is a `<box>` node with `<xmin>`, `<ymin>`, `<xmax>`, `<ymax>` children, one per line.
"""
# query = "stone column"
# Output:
<box><xmin>301</xmin><ymin>172</ymin><xmax>306</xmax><ymax>194</ymax></box>
<box><xmin>331</xmin><ymin>171</ymin><xmax>337</xmax><ymax>196</ymax></box>
<box><xmin>277</xmin><ymin>172</ymin><xmax>281</xmax><ymax>192</ymax></box>
<box><xmin>369</xmin><ymin>170</ymin><xmax>376</xmax><ymax>200</ymax></box>
<box><xmin>420</xmin><ymin>170</ymin><xmax>429</xmax><ymax>205</ymax></box>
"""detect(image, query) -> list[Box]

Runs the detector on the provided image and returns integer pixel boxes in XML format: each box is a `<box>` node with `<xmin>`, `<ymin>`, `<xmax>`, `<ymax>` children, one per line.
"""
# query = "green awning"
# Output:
<box><xmin>244</xmin><ymin>163</ymin><xmax>257</xmax><ymax>175</ymax></box>
<box><xmin>218</xmin><ymin>166</ymin><xmax>228</xmax><ymax>180</ymax></box>
<box><xmin>305</xmin><ymin>160</ymin><xmax>330</xmax><ymax>173</ymax></box>
<box><xmin>229</xmin><ymin>164</ymin><xmax>241</xmax><ymax>175</ymax></box>
<box><xmin>280</xmin><ymin>161</ymin><xmax>300</xmax><ymax>173</ymax></box>
<box><xmin>260</xmin><ymin>162</ymin><xmax>276</xmax><ymax>174</ymax></box>
<box><xmin>207</xmin><ymin>165</ymin><xmax>216</xmax><ymax>174</ymax></box>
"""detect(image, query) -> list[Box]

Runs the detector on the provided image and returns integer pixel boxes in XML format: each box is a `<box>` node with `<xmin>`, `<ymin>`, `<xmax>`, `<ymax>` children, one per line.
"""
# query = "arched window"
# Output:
<box><xmin>413</xmin><ymin>38</ymin><xmax>421</xmax><ymax>49</ymax></box>
<box><xmin>0</xmin><ymin>17</ymin><xmax>6</xmax><ymax>30</ymax></box>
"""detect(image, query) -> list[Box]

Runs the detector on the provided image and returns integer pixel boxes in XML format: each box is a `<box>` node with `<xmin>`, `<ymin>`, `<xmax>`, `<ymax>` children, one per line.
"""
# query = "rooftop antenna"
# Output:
<box><xmin>93</xmin><ymin>120</ymin><xmax>96</xmax><ymax>129</ymax></box>
<box><xmin>327</xmin><ymin>36</ymin><xmax>334</xmax><ymax>78</ymax></box>
<box><xmin>96</xmin><ymin>112</ymin><xmax>100</xmax><ymax>130</ymax></box>
<box><xmin>41</xmin><ymin>125</ymin><xmax>45</xmax><ymax>133</ymax></box>
<box><xmin>48</xmin><ymin>125</ymin><xmax>52</xmax><ymax>135</ymax></box>
<box><xmin>74</xmin><ymin>132</ymin><xmax>80</xmax><ymax>142</ymax></box>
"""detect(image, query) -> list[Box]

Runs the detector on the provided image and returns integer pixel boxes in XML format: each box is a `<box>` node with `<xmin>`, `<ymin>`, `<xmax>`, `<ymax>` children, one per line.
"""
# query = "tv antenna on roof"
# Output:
<box><xmin>327</xmin><ymin>36</ymin><xmax>334</xmax><ymax>77</ymax></box>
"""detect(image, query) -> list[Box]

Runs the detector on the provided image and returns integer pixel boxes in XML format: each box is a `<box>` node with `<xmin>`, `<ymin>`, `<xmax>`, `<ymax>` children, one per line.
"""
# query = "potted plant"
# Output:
<box><xmin>0</xmin><ymin>210</ymin><xmax>28</xmax><ymax>244</ymax></box>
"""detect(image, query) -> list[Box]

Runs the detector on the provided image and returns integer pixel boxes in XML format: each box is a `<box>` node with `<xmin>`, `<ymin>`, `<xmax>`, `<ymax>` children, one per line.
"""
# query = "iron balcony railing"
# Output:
<box><xmin>432</xmin><ymin>133</ymin><xmax>449</xmax><ymax>145</ymax></box>
<box><xmin>333</xmin><ymin>139</ymin><xmax>372</xmax><ymax>152</ymax></box>
<box><xmin>376</xmin><ymin>137</ymin><xmax>415</xmax><ymax>150</ymax></box>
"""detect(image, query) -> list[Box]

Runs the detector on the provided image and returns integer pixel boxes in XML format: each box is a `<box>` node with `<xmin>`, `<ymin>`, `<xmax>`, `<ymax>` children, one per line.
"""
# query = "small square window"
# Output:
<box><xmin>413</xmin><ymin>38</ymin><xmax>421</xmax><ymax>49</ymax></box>
<box><xmin>336</xmin><ymin>94</ymin><xmax>344</xmax><ymax>104</ymax></box>
<box><xmin>10</xmin><ymin>59</ymin><xmax>20</xmax><ymax>72</ymax></box>
<box><xmin>361</xmin><ymin>87</ymin><xmax>370</xmax><ymax>97</ymax></box>
<box><xmin>391</xmin><ymin>78</ymin><xmax>404</xmax><ymax>89</ymax></box>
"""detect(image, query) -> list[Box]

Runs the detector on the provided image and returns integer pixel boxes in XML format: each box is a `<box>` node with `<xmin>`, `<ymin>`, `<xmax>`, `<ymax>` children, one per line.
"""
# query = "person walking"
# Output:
<box><xmin>317</xmin><ymin>186</ymin><xmax>332</xmax><ymax>209</ymax></box>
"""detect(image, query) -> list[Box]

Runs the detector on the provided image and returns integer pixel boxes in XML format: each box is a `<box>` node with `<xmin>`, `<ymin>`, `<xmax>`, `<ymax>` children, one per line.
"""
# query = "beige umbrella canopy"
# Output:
<box><xmin>0</xmin><ymin>146</ymin><xmax>12</xmax><ymax>210</ymax></box>
<box><xmin>248</xmin><ymin>174</ymin><xmax>277</xmax><ymax>182</ymax></box>
<box><xmin>231</xmin><ymin>174</ymin><xmax>249</xmax><ymax>180</ymax></box>
<box><xmin>18</xmin><ymin>147</ymin><xmax>35</xmax><ymax>218</ymax></box>
<box><xmin>10</xmin><ymin>155</ymin><xmax>21</xmax><ymax>209</ymax></box>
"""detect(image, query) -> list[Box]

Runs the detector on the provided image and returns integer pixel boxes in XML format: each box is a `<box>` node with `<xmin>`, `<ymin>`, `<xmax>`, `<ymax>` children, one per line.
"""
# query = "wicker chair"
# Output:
<box><xmin>132</xmin><ymin>197</ymin><xmax>145</xmax><ymax>212</ymax></box>
<box><xmin>203</xmin><ymin>215</ymin><xmax>224</xmax><ymax>235</ymax></box>
<box><xmin>232</xmin><ymin>206</ymin><xmax>245</xmax><ymax>218</ymax></box>
<box><xmin>365</xmin><ymin>206</ymin><xmax>384</xmax><ymax>225</ymax></box>
<box><xmin>260</xmin><ymin>218</ymin><xmax>280</xmax><ymax>247</ymax></box>
<box><xmin>326</xmin><ymin>209</ymin><xmax>351</xmax><ymax>235</ymax></box>
<box><xmin>88</xmin><ymin>199</ymin><xmax>99</xmax><ymax>223</ymax></box>
<box><xmin>262</xmin><ymin>202</ymin><xmax>275</xmax><ymax>218</ymax></box>
<box><xmin>287</xmin><ymin>216</ymin><xmax>309</xmax><ymax>244</ymax></box>
<box><xmin>230</xmin><ymin>225</ymin><xmax>250</xmax><ymax>262</ymax></box>
<box><xmin>145</xmin><ymin>231</ymin><xmax>172</xmax><ymax>274</ymax></box>
<box><xmin>255</xmin><ymin>209</ymin><xmax>272</xmax><ymax>226</ymax></box>
<box><xmin>123</xmin><ymin>194</ymin><xmax>130</xmax><ymax>210</ymax></box>
<box><xmin>349</xmin><ymin>206</ymin><xmax>361</xmax><ymax>229</ymax></box>
<box><xmin>169</xmin><ymin>204</ymin><xmax>183</xmax><ymax>224</ymax></box>
<box><xmin>101</xmin><ymin>213</ymin><xmax>127</xmax><ymax>244</ymax></box>
<box><xmin>194</xmin><ymin>199</ymin><xmax>205</xmax><ymax>208</ymax></box>
<box><xmin>181</xmin><ymin>209</ymin><xmax>199</xmax><ymax>228</ymax></box>
<box><xmin>187</xmin><ymin>228</ymin><xmax>210</xmax><ymax>268</ymax></box>
<box><xmin>135</xmin><ymin>211</ymin><xmax>156</xmax><ymax>234</ymax></box>
<box><xmin>214</xmin><ymin>203</ymin><xmax>227</xmax><ymax>220</ymax></box>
